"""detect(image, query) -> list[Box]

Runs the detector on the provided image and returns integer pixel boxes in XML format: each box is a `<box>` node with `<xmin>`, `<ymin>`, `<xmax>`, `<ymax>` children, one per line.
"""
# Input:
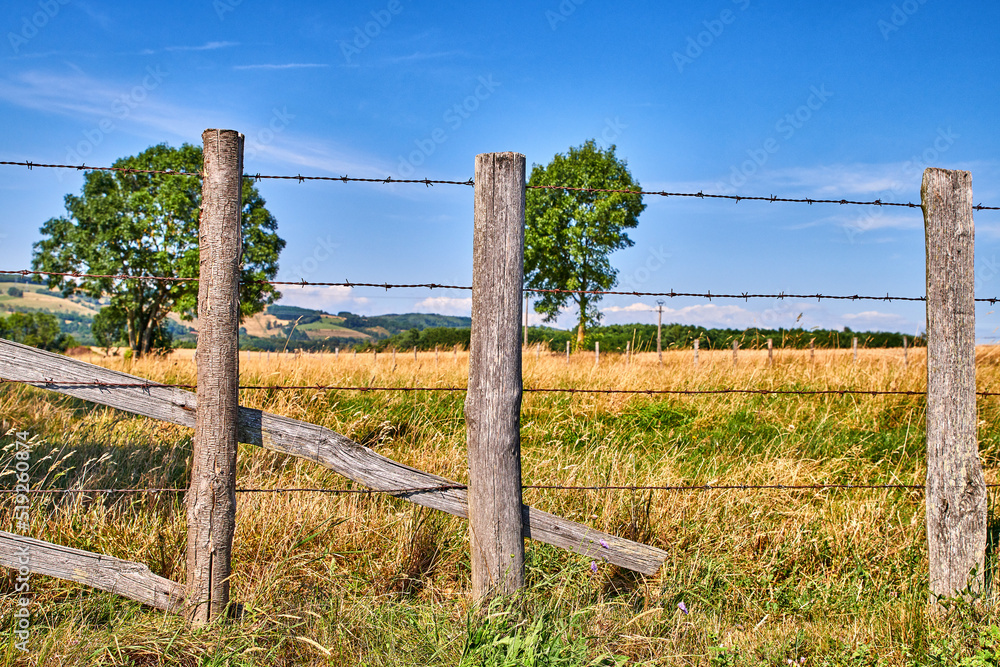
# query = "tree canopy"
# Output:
<box><xmin>32</xmin><ymin>143</ymin><xmax>285</xmax><ymax>357</ymax></box>
<box><xmin>524</xmin><ymin>140</ymin><xmax>645</xmax><ymax>345</ymax></box>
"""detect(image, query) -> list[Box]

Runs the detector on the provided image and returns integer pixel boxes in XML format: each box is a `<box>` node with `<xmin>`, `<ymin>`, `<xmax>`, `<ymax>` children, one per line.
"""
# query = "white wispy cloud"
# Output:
<box><xmin>234</xmin><ymin>63</ymin><xmax>329</xmax><ymax>70</ymax></box>
<box><xmin>272</xmin><ymin>285</ymin><xmax>372</xmax><ymax>312</ymax></box>
<box><xmin>0</xmin><ymin>69</ymin><xmax>211</xmax><ymax>142</ymax></box>
<box><xmin>165</xmin><ymin>41</ymin><xmax>240</xmax><ymax>52</ymax></box>
<box><xmin>412</xmin><ymin>296</ymin><xmax>472</xmax><ymax>316</ymax></box>
<box><xmin>0</xmin><ymin>68</ymin><xmax>391</xmax><ymax>178</ymax></box>
<box><xmin>375</xmin><ymin>50</ymin><xmax>469</xmax><ymax>65</ymax></box>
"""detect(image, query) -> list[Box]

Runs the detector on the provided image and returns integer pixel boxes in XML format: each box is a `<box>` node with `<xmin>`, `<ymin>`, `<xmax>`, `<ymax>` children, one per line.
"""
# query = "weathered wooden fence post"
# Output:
<box><xmin>595</xmin><ymin>341</ymin><xmax>600</xmax><ymax>366</ymax></box>
<box><xmin>187</xmin><ymin>128</ymin><xmax>243</xmax><ymax>624</ymax></box>
<box><xmin>566</xmin><ymin>340</ymin><xmax>570</xmax><ymax>364</ymax></box>
<box><xmin>923</xmin><ymin>167</ymin><xmax>986</xmax><ymax>603</ymax></box>
<box><xmin>693</xmin><ymin>337</ymin><xmax>699</xmax><ymax>366</ymax></box>
<box><xmin>465</xmin><ymin>151</ymin><xmax>526</xmax><ymax>600</ymax></box>
<box><xmin>852</xmin><ymin>337</ymin><xmax>858</xmax><ymax>362</ymax></box>
<box><xmin>809</xmin><ymin>338</ymin><xmax>814</xmax><ymax>363</ymax></box>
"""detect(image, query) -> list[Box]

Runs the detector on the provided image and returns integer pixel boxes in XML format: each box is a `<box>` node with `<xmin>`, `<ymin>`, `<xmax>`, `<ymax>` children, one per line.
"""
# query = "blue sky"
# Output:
<box><xmin>1</xmin><ymin>0</ymin><xmax>999</xmax><ymax>339</ymax></box>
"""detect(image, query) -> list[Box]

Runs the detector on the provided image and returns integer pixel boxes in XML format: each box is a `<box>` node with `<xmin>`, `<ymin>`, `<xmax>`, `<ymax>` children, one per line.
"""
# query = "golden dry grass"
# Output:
<box><xmin>2</xmin><ymin>344</ymin><xmax>1000</xmax><ymax>665</ymax></box>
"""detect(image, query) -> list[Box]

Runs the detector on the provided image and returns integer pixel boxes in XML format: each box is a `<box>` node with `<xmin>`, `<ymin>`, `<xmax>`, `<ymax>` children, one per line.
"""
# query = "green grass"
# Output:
<box><xmin>1</xmin><ymin>347</ymin><xmax>1000</xmax><ymax>665</ymax></box>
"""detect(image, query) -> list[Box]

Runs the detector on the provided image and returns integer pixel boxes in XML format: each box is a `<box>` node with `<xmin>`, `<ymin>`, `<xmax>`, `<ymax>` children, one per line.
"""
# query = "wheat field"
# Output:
<box><xmin>2</xmin><ymin>345</ymin><xmax>1000</xmax><ymax>665</ymax></box>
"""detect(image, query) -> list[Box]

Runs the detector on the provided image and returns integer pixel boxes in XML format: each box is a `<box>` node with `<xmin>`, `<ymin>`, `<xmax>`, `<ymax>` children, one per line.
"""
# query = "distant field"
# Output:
<box><xmin>0</xmin><ymin>283</ymin><xmax>101</xmax><ymax>317</ymax></box>
<box><xmin>2</xmin><ymin>346</ymin><xmax>1000</xmax><ymax>664</ymax></box>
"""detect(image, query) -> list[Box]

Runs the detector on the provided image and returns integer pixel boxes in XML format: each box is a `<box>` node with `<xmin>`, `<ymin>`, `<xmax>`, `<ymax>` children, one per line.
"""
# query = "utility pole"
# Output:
<box><xmin>656</xmin><ymin>300</ymin><xmax>664</xmax><ymax>365</ymax></box>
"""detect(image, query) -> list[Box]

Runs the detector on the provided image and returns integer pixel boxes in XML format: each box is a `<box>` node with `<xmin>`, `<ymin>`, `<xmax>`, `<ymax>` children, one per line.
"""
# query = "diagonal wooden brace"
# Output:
<box><xmin>0</xmin><ymin>339</ymin><xmax>667</xmax><ymax>575</ymax></box>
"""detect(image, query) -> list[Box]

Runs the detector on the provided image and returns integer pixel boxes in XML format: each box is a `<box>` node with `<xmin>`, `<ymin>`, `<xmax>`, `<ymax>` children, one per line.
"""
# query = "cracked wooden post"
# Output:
<box><xmin>466</xmin><ymin>151</ymin><xmax>526</xmax><ymax>600</ymax></box>
<box><xmin>923</xmin><ymin>167</ymin><xmax>986</xmax><ymax>603</ymax></box>
<box><xmin>187</xmin><ymin>128</ymin><xmax>243</xmax><ymax>624</ymax></box>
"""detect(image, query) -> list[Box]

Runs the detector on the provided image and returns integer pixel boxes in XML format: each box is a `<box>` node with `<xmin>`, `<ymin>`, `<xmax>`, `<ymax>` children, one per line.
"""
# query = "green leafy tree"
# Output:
<box><xmin>32</xmin><ymin>143</ymin><xmax>285</xmax><ymax>357</ymax></box>
<box><xmin>524</xmin><ymin>140</ymin><xmax>645</xmax><ymax>345</ymax></box>
<box><xmin>91</xmin><ymin>306</ymin><xmax>126</xmax><ymax>355</ymax></box>
<box><xmin>0</xmin><ymin>312</ymin><xmax>77</xmax><ymax>352</ymax></box>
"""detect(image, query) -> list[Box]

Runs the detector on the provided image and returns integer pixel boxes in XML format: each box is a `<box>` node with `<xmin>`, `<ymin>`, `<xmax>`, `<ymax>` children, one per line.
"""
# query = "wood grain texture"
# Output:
<box><xmin>922</xmin><ymin>167</ymin><xmax>986</xmax><ymax>601</ymax></box>
<box><xmin>0</xmin><ymin>530</ymin><xmax>185</xmax><ymax>612</ymax></box>
<box><xmin>187</xmin><ymin>128</ymin><xmax>243</xmax><ymax>623</ymax></box>
<box><xmin>0</xmin><ymin>340</ymin><xmax>668</xmax><ymax>576</ymax></box>
<box><xmin>467</xmin><ymin>152</ymin><xmax>526</xmax><ymax>598</ymax></box>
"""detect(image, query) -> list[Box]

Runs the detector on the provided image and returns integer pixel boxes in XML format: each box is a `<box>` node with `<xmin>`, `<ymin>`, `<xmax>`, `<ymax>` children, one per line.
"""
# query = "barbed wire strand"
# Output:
<box><xmin>3</xmin><ymin>482</ymin><xmax>999</xmax><ymax>495</ymax></box>
<box><xmin>6</xmin><ymin>269</ymin><xmax>1000</xmax><ymax>304</ymax></box>
<box><xmin>3</xmin><ymin>160</ymin><xmax>997</xmax><ymax>210</ymax></box>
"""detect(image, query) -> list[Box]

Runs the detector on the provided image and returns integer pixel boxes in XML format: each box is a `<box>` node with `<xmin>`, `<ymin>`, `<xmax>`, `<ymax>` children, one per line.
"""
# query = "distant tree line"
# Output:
<box><xmin>366</xmin><ymin>323</ymin><xmax>922</xmax><ymax>353</ymax></box>
<box><xmin>522</xmin><ymin>323</ymin><xmax>923</xmax><ymax>352</ymax></box>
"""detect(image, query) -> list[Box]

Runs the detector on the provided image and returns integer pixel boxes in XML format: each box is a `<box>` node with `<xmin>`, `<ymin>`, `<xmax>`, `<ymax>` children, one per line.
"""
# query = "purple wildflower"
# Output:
<box><xmin>677</xmin><ymin>601</ymin><xmax>688</xmax><ymax>615</ymax></box>
<box><xmin>590</xmin><ymin>561</ymin><xmax>598</xmax><ymax>573</ymax></box>
<box><xmin>599</xmin><ymin>539</ymin><xmax>609</xmax><ymax>549</ymax></box>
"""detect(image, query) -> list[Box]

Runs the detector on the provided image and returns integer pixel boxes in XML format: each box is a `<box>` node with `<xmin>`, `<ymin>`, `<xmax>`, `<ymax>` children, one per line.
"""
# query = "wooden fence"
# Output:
<box><xmin>0</xmin><ymin>133</ymin><xmax>987</xmax><ymax>621</ymax></box>
<box><xmin>0</xmin><ymin>134</ymin><xmax>666</xmax><ymax>624</ymax></box>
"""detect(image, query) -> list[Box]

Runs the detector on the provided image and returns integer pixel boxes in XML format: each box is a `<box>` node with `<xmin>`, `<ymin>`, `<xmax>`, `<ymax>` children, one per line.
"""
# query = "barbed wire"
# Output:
<box><xmin>4</xmin><ymin>159</ymin><xmax>997</xmax><ymax>210</ymax></box>
<box><xmin>0</xmin><ymin>484</ymin><xmax>465</xmax><ymax>496</ymax></box>
<box><xmin>8</xmin><ymin>269</ymin><xmax>1000</xmax><ymax>304</ymax></box>
<box><xmin>3</xmin><ymin>378</ymin><xmax>999</xmax><ymax>397</ymax></box>
<box><xmin>3</xmin><ymin>482</ymin><xmax>999</xmax><ymax>496</ymax></box>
